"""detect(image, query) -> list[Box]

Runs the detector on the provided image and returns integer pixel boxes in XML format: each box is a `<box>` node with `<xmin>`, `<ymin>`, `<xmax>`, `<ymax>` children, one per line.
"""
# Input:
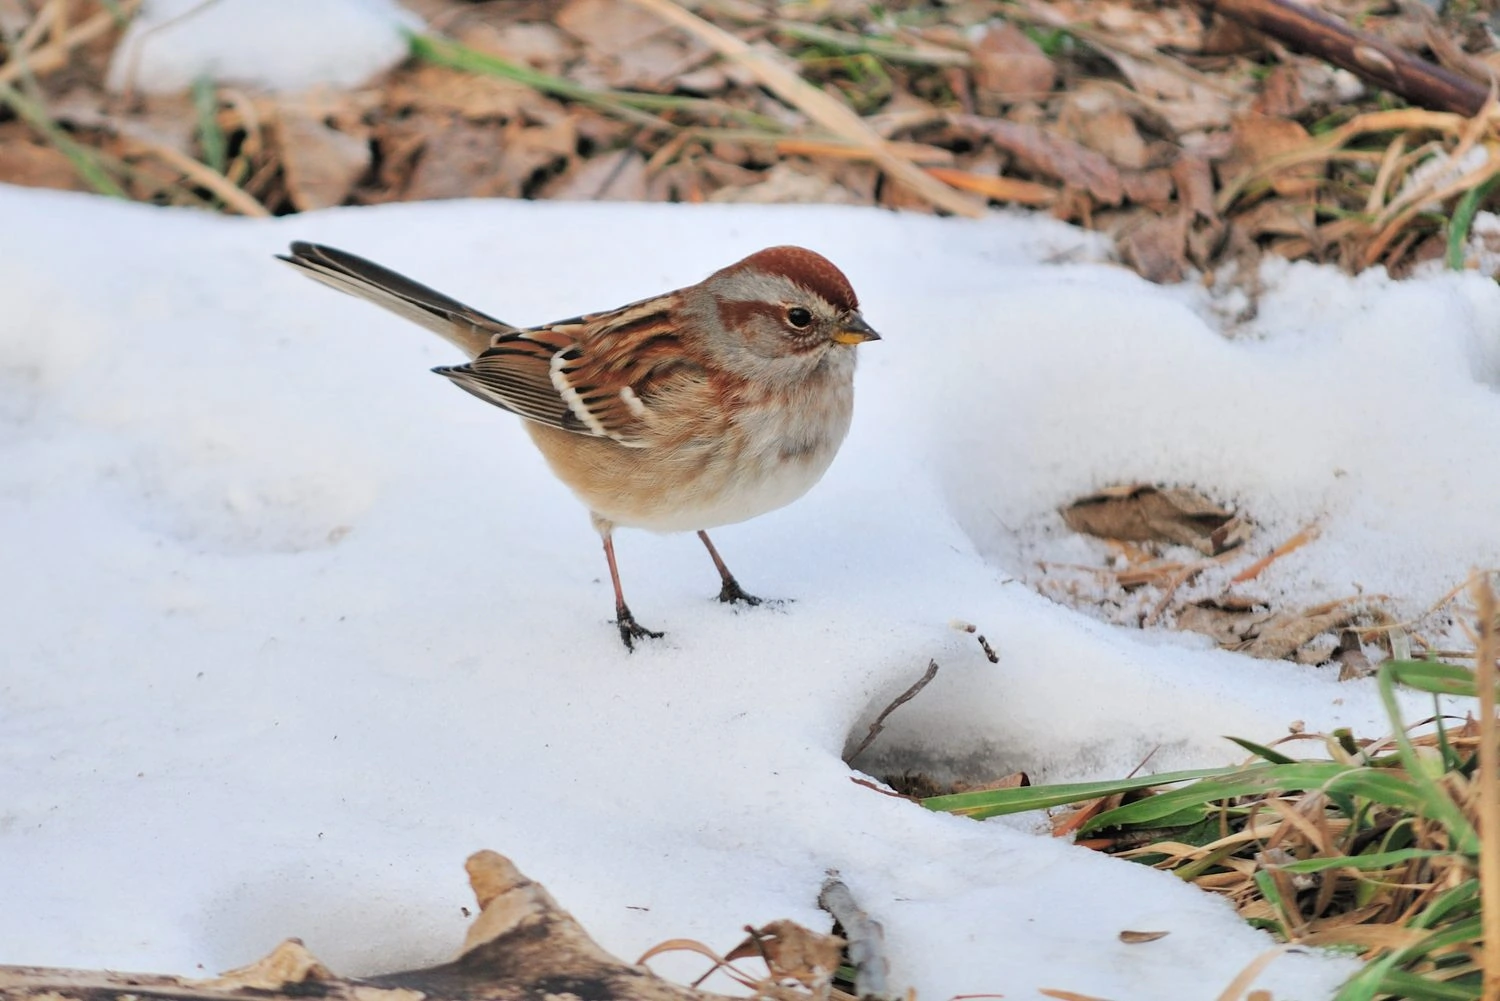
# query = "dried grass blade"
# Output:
<box><xmin>625</xmin><ymin>0</ymin><xmax>986</xmax><ymax>218</ymax></box>
<box><xmin>0</xmin><ymin>80</ymin><xmax>127</xmax><ymax>198</ymax></box>
<box><xmin>116</xmin><ymin>133</ymin><xmax>269</xmax><ymax>216</ymax></box>
<box><xmin>923</xmin><ymin>166</ymin><xmax>1057</xmax><ymax>205</ymax></box>
<box><xmin>1473</xmin><ymin>576</ymin><xmax>1500</xmax><ymax>1000</ymax></box>
<box><xmin>0</xmin><ymin>0</ymin><xmax>141</xmax><ymax>86</ymax></box>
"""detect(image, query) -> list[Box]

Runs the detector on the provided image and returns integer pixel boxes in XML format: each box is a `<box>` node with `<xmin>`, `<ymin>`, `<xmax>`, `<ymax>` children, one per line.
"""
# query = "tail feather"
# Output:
<box><xmin>278</xmin><ymin>242</ymin><xmax>515</xmax><ymax>359</ymax></box>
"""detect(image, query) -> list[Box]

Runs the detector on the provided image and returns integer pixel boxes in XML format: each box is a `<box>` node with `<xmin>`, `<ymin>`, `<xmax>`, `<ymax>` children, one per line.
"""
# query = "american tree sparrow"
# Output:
<box><xmin>279</xmin><ymin>242</ymin><xmax>879</xmax><ymax>649</ymax></box>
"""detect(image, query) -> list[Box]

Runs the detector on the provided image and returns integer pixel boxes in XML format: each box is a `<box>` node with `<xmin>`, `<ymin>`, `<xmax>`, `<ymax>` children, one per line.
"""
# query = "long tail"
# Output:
<box><xmin>278</xmin><ymin>242</ymin><xmax>516</xmax><ymax>359</ymax></box>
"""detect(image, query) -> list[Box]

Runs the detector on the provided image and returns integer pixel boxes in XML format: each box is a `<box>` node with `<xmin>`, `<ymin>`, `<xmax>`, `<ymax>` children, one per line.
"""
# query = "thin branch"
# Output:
<box><xmin>845</xmin><ymin>660</ymin><xmax>939</xmax><ymax>764</ymax></box>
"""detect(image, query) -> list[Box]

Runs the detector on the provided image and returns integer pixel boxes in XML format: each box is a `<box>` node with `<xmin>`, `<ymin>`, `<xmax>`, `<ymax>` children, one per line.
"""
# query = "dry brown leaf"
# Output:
<box><xmin>540</xmin><ymin>147</ymin><xmax>648</xmax><ymax>200</ymax></box>
<box><xmin>404</xmin><ymin>121</ymin><xmax>504</xmax><ymax>200</ymax></box>
<box><xmin>1170</xmin><ymin>152</ymin><xmax>1218</xmax><ymax>220</ymax></box>
<box><xmin>970</xmin><ymin>22</ymin><xmax>1056</xmax><ymax>103</ymax></box>
<box><xmin>387</xmin><ymin>64</ymin><xmax>536</xmax><ymax>121</ymax></box>
<box><xmin>1242</xmin><ymin>606</ymin><xmax>1360</xmax><ymax>662</ymax></box>
<box><xmin>556</xmin><ymin>0</ymin><xmax>666</xmax><ymax>57</ymax></box>
<box><xmin>1063</xmin><ymin>484</ymin><xmax>1247</xmax><ymax>555</ymax></box>
<box><xmin>722</xmin><ymin>920</ymin><xmax>843</xmax><ymax>989</ymax></box>
<box><xmin>1120</xmin><ymin>167</ymin><xmax>1174</xmax><ymax>210</ymax></box>
<box><xmin>0</xmin><ymin>137</ymin><xmax>90</xmax><ymax>191</ymax></box>
<box><xmin>277</xmin><ymin>105</ymin><xmax>370</xmax><ymax>211</ymax></box>
<box><xmin>1221</xmin><ymin>114</ymin><xmax>1321</xmax><ymax>198</ymax></box>
<box><xmin>1251</xmin><ymin>64</ymin><xmax>1309</xmax><ymax>119</ymax></box>
<box><xmin>1119</xmin><ymin>929</ymin><xmax>1170</xmax><ymax>944</ymax></box>
<box><xmin>1334</xmin><ymin>631</ymin><xmax>1375</xmax><ymax>680</ymax></box>
<box><xmin>708</xmin><ymin>161</ymin><xmax>862</xmax><ymax>204</ymax></box>
<box><xmin>958</xmin><ymin>116</ymin><xmax>1124</xmax><ymax>204</ymax></box>
<box><xmin>1058</xmin><ymin>86</ymin><xmax>1152</xmax><ymax>170</ymax></box>
<box><xmin>1177</xmin><ymin>599</ymin><xmax>1274</xmax><ymax>647</ymax></box>
<box><xmin>454</xmin><ymin>21</ymin><xmax>578</xmax><ymax>76</ymax></box>
<box><xmin>1118</xmin><ymin>208</ymin><xmax>1190</xmax><ymax>282</ymax></box>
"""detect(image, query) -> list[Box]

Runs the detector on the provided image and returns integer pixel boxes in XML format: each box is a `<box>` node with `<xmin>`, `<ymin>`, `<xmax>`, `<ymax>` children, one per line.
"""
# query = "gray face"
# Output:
<box><xmin>688</xmin><ymin>268</ymin><xmax>870</xmax><ymax>387</ymax></box>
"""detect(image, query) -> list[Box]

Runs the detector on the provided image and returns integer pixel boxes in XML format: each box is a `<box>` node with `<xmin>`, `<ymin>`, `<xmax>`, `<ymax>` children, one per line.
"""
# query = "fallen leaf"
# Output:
<box><xmin>1243</xmin><ymin>606</ymin><xmax>1357</xmax><ymax>662</ymax></box>
<box><xmin>1220</xmin><ymin>114</ymin><xmax>1320</xmax><ymax>198</ymax></box>
<box><xmin>1170</xmin><ymin>153</ymin><xmax>1217</xmax><ymax>220</ymax></box>
<box><xmin>455</xmin><ymin>20</ymin><xmax>577</xmax><ymax>76</ymax></box>
<box><xmin>539</xmin><ymin>147</ymin><xmax>648</xmax><ymax>200</ymax></box>
<box><xmin>970</xmin><ymin>22</ymin><xmax>1056</xmax><ymax>103</ymax></box>
<box><xmin>1058</xmin><ymin>86</ymin><xmax>1152</xmax><ymax>170</ymax></box>
<box><xmin>387</xmin><ymin>65</ymin><xmax>536</xmax><ymax>121</ymax></box>
<box><xmin>1177</xmin><ymin>600</ymin><xmax>1274</xmax><ymax>646</ymax></box>
<box><xmin>1119</xmin><ymin>929</ymin><xmax>1170</xmax><ymax>944</ymax></box>
<box><xmin>556</xmin><ymin>0</ymin><xmax>665</xmax><ymax>57</ymax></box>
<box><xmin>958</xmin><ymin>116</ymin><xmax>1124</xmax><ymax>204</ymax></box>
<box><xmin>1063</xmin><ymin>484</ymin><xmax>1247</xmax><ymax>555</ymax></box>
<box><xmin>1120</xmin><ymin>167</ymin><xmax>1174</xmax><ymax>210</ymax></box>
<box><xmin>0</xmin><ymin>137</ymin><xmax>91</xmax><ymax>191</ymax></box>
<box><xmin>1118</xmin><ymin>208</ymin><xmax>1190</xmax><ymax>282</ymax></box>
<box><xmin>709</xmin><ymin>161</ymin><xmax>863</xmax><ymax>205</ymax></box>
<box><xmin>277</xmin><ymin>104</ymin><xmax>370</xmax><ymax>211</ymax></box>
<box><xmin>724</xmin><ymin>920</ymin><xmax>844</xmax><ymax>988</ymax></box>
<box><xmin>1334</xmin><ymin>631</ymin><xmax>1375</xmax><ymax>680</ymax></box>
<box><xmin>1251</xmin><ymin>64</ymin><xmax>1308</xmax><ymax>119</ymax></box>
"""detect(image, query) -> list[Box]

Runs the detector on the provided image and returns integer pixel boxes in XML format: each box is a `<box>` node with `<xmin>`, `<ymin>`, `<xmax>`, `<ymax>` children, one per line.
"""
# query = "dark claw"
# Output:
<box><xmin>616</xmin><ymin>605</ymin><xmax>664</xmax><ymax>651</ymax></box>
<box><xmin>717</xmin><ymin>577</ymin><xmax>765</xmax><ymax>606</ymax></box>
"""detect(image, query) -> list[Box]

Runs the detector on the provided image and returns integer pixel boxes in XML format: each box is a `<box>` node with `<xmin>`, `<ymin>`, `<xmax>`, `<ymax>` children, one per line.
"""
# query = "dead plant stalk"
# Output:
<box><xmin>1476</xmin><ymin>577</ymin><xmax>1500</xmax><ymax>1000</ymax></box>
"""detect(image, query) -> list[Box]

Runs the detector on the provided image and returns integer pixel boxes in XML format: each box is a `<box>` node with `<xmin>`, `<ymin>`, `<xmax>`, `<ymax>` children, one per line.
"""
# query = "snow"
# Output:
<box><xmin>106</xmin><ymin>0</ymin><xmax>420</xmax><ymax>95</ymax></box>
<box><xmin>2</xmin><ymin>180</ymin><xmax>1497</xmax><ymax>1001</ymax></box>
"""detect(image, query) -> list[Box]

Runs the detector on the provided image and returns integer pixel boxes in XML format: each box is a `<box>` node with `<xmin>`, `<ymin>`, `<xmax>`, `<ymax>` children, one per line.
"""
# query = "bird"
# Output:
<box><xmin>278</xmin><ymin>241</ymin><xmax>879</xmax><ymax>650</ymax></box>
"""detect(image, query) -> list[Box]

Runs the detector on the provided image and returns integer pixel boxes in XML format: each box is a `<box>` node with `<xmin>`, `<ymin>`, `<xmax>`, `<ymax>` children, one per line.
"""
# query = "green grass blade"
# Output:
<box><xmin>1224</xmin><ymin>735</ymin><xmax>1300</xmax><ymax>764</ymax></box>
<box><xmin>192</xmin><ymin>76</ymin><xmax>226</xmax><ymax>174</ymax></box>
<box><xmin>1377</xmin><ymin>662</ymin><xmax>1478</xmax><ymax>854</ymax></box>
<box><xmin>1273</xmin><ymin>848</ymin><xmax>1450</xmax><ymax>874</ymax></box>
<box><xmin>1083</xmin><ymin>762</ymin><xmax>1355</xmax><ymax>832</ymax></box>
<box><xmin>0</xmin><ymin>81</ymin><xmax>128</xmax><ymax>198</ymax></box>
<box><xmin>1376</xmin><ymin>969</ymin><xmax>1478</xmax><ymax>1001</ymax></box>
<box><xmin>1385</xmin><ymin>659</ymin><xmax>1486</xmax><ymax>698</ymax></box>
<box><xmin>407</xmin><ymin>33</ymin><xmax>787</xmax><ymax>133</ymax></box>
<box><xmin>919</xmin><ymin>765</ymin><xmax>1246</xmax><ymax>820</ymax></box>
<box><xmin>1446</xmin><ymin>175</ymin><xmax>1500</xmax><ymax>271</ymax></box>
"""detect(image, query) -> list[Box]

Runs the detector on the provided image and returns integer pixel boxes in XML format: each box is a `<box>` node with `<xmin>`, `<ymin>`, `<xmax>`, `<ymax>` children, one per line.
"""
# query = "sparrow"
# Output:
<box><xmin>278</xmin><ymin>242</ymin><xmax>879</xmax><ymax>649</ymax></box>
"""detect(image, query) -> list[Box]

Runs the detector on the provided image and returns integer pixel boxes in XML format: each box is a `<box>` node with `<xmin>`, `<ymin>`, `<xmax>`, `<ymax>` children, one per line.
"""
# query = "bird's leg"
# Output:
<box><xmin>697</xmin><ymin>530</ymin><xmax>764</xmax><ymax>606</ymax></box>
<box><xmin>602</xmin><ymin>531</ymin><xmax>663</xmax><ymax>651</ymax></box>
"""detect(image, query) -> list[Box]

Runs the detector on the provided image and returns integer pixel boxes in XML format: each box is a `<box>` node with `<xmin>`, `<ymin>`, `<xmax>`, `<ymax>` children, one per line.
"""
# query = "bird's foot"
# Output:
<box><xmin>717</xmin><ymin>577</ymin><xmax>774</xmax><ymax>607</ymax></box>
<box><xmin>616</xmin><ymin>605</ymin><xmax>664</xmax><ymax>651</ymax></box>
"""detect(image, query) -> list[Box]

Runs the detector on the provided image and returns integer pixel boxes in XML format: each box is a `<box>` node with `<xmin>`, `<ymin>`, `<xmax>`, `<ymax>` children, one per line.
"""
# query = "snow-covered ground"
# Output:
<box><xmin>6</xmin><ymin>180</ymin><xmax>1499</xmax><ymax>1000</ymax></box>
<box><xmin>3</xmin><ymin>5</ymin><xmax>1499</xmax><ymax>995</ymax></box>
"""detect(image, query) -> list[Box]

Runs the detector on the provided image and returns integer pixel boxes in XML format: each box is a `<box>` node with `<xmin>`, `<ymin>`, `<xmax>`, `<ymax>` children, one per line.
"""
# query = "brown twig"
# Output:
<box><xmin>1473</xmin><ymin>576</ymin><xmax>1500</xmax><ymax>999</ymax></box>
<box><xmin>845</xmin><ymin>660</ymin><xmax>940</xmax><ymax>763</ymax></box>
<box><xmin>1229</xmin><ymin>524</ymin><xmax>1321</xmax><ymax>585</ymax></box>
<box><xmin>1192</xmin><ymin>0</ymin><xmax>1489</xmax><ymax>115</ymax></box>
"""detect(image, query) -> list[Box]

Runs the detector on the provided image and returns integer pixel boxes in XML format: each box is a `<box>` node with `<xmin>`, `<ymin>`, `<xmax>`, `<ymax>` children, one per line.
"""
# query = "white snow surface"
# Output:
<box><xmin>106</xmin><ymin>0</ymin><xmax>420</xmax><ymax>95</ymax></box>
<box><xmin>4</xmin><ymin>182</ymin><xmax>1500</xmax><ymax>1000</ymax></box>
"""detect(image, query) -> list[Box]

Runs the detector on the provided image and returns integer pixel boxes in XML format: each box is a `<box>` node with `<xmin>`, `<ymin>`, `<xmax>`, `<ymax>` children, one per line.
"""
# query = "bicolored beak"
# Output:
<box><xmin>831</xmin><ymin>312</ymin><xmax>881</xmax><ymax>345</ymax></box>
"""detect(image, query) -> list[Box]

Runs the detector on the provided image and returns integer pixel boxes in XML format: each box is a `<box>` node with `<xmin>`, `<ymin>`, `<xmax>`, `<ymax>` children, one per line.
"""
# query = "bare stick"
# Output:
<box><xmin>846</xmin><ymin>660</ymin><xmax>939</xmax><ymax>763</ymax></box>
<box><xmin>0</xmin><ymin>850</ymin><xmax>755</xmax><ymax>1001</ymax></box>
<box><xmin>1474</xmin><ymin>576</ymin><xmax>1500</xmax><ymax>1000</ymax></box>
<box><xmin>1192</xmin><ymin>0</ymin><xmax>1489</xmax><ymax>116</ymax></box>
<box><xmin>819</xmin><ymin>875</ymin><xmax>893</xmax><ymax>1001</ymax></box>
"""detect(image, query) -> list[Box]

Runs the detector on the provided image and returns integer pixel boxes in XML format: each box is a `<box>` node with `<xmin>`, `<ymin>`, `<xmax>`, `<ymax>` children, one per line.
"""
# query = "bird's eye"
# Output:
<box><xmin>786</xmin><ymin>306</ymin><xmax>813</xmax><ymax>329</ymax></box>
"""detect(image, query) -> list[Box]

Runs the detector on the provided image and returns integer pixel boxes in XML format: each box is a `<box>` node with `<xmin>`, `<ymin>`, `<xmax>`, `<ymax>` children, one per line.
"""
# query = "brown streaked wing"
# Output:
<box><xmin>435</xmin><ymin>295</ymin><xmax>705</xmax><ymax>448</ymax></box>
<box><xmin>554</xmin><ymin>302</ymin><xmax>701</xmax><ymax>443</ymax></box>
<box><xmin>434</xmin><ymin>328</ymin><xmax>578</xmax><ymax>434</ymax></box>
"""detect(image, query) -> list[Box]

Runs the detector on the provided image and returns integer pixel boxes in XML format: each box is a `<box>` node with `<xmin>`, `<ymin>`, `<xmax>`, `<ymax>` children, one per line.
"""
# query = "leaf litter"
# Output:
<box><xmin>8</xmin><ymin>0</ymin><xmax>1500</xmax><ymax>282</ymax></box>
